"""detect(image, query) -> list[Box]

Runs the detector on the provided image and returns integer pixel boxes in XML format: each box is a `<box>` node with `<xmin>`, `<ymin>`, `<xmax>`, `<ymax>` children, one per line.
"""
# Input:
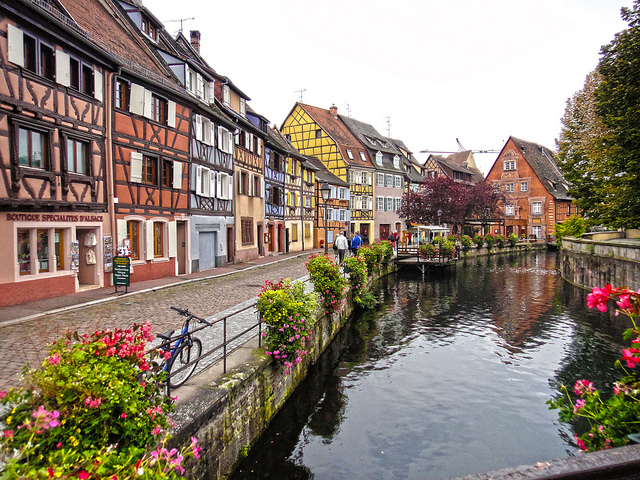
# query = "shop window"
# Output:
<box><xmin>127</xmin><ymin>220</ymin><xmax>141</xmax><ymax>260</ymax></box>
<box><xmin>115</xmin><ymin>79</ymin><xmax>129</xmax><ymax>110</ymax></box>
<box><xmin>241</xmin><ymin>217</ymin><xmax>254</xmax><ymax>245</ymax></box>
<box><xmin>153</xmin><ymin>222</ymin><xmax>164</xmax><ymax>258</ymax></box>
<box><xmin>18</xmin><ymin>126</ymin><xmax>48</xmax><ymax>169</ymax></box>
<box><xmin>142</xmin><ymin>155</ymin><xmax>157</xmax><ymax>185</ymax></box>
<box><xmin>17</xmin><ymin>229</ymin><xmax>31</xmax><ymax>275</ymax></box>
<box><xmin>152</xmin><ymin>94</ymin><xmax>167</xmax><ymax>124</ymax></box>
<box><xmin>55</xmin><ymin>229</ymin><xmax>65</xmax><ymax>270</ymax></box>
<box><xmin>37</xmin><ymin>229</ymin><xmax>49</xmax><ymax>273</ymax></box>
<box><xmin>66</xmin><ymin>138</ymin><xmax>89</xmax><ymax>175</ymax></box>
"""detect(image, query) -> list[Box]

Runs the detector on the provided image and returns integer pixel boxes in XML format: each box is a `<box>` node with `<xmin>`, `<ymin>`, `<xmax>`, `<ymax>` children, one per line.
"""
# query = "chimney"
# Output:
<box><xmin>190</xmin><ymin>30</ymin><xmax>201</xmax><ymax>54</ymax></box>
<box><xmin>329</xmin><ymin>104</ymin><xmax>338</xmax><ymax>117</ymax></box>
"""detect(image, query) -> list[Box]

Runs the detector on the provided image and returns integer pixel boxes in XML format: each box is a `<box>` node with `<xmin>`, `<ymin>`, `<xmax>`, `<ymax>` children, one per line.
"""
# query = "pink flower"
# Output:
<box><xmin>574</xmin><ymin>380</ymin><xmax>596</xmax><ymax>395</ymax></box>
<box><xmin>47</xmin><ymin>353</ymin><xmax>61</xmax><ymax>365</ymax></box>
<box><xmin>575</xmin><ymin>434</ymin><xmax>588</xmax><ymax>451</ymax></box>
<box><xmin>121</xmin><ymin>413</ymin><xmax>127</xmax><ymax>418</ymax></box>
<box><xmin>586</xmin><ymin>285</ymin><xmax>612</xmax><ymax>312</ymax></box>
<box><xmin>622</xmin><ymin>348</ymin><xmax>640</xmax><ymax>368</ymax></box>
<box><xmin>2</xmin><ymin>430</ymin><xmax>13</xmax><ymax>438</ymax></box>
<box><xmin>78</xmin><ymin>471</ymin><xmax>90</xmax><ymax>480</ymax></box>
<box><xmin>152</xmin><ymin>425</ymin><xmax>162</xmax><ymax>435</ymax></box>
<box><xmin>573</xmin><ymin>399</ymin><xmax>586</xmax><ymax>413</ymax></box>
<box><xmin>0</xmin><ymin>391</ymin><xmax>6</xmax><ymax>399</ymax></box>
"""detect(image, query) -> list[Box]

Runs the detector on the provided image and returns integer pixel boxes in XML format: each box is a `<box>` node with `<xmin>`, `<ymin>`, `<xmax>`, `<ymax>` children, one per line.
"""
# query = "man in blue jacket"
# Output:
<box><xmin>351</xmin><ymin>231</ymin><xmax>362</xmax><ymax>256</ymax></box>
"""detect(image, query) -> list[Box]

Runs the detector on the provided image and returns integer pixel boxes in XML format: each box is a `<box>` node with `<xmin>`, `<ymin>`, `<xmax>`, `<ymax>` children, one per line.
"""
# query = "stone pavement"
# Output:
<box><xmin>0</xmin><ymin>249</ymin><xmax>322</xmax><ymax>391</ymax></box>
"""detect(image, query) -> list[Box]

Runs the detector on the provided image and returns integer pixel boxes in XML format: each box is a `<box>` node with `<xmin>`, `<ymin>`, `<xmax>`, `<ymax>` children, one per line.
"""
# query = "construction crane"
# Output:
<box><xmin>420</xmin><ymin>138</ymin><xmax>499</xmax><ymax>155</ymax></box>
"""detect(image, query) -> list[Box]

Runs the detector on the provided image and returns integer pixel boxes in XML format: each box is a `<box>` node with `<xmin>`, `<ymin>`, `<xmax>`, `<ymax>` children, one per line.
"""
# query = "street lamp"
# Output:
<box><xmin>437</xmin><ymin>209</ymin><xmax>442</xmax><ymax>226</ymax></box>
<box><xmin>320</xmin><ymin>182</ymin><xmax>331</xmax><ymax>254</ymax></box>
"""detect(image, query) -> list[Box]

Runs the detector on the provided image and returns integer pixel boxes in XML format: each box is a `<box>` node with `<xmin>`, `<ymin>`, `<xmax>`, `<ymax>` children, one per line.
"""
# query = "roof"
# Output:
<box><xmin>296</xmin><ymin>103</ymin><xmax>374</xmax><ymax>169</ymax></box>
<box><xmin>303</xmin><ymin>156</ymin><xmax>349</xmax><ymax>187</ymax></box>
<box><xmin>510</xmin><ymin>137</ymin><xmax>572</xmax><ymax>201</ymax></box>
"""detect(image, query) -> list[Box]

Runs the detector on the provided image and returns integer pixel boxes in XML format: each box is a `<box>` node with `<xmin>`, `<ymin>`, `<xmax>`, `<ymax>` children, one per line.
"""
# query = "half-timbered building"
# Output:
<box><xmin>0</xmin><ymin>0</ymin><xmax>117</xmax><ymax>305</ymax></box>
<box><xmin>424</xmin><ymin>151</ymin><xmax>484</xmax><ymax>185</ymax></box>
<box><xmin>281</xmin><ymin>103</ymin><xmax>375</xmax><ymax>243</ymax></box>
<box><xmin>340</xmin><ymin>116</ymin><xmax>407</xmax><ymax>242</ymax></box>
<box><xmin>263</xmin><ymin>126</ymin><xmax>289</xmax><ymax>254</ymax></box>
<box><xmin>485</xmin><ymin>136</ymin><xmax>576</xmax><ymax>241</ymax></box>
<box><xmin>387</xmin><ymin>137</ymin><xmax>425</xmax><ymax>193</ymax></box>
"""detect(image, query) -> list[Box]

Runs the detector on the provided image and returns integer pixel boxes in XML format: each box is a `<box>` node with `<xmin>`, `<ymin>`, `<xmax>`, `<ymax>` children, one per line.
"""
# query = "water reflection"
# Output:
<box><xmin>230</xmin><ymin>252</ymin><xmax>630</xmax><ymax>480</ymax></box>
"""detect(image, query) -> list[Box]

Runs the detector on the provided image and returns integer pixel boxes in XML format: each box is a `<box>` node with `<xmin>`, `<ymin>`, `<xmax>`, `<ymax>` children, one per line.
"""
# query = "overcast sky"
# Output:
<box><xmin>146</xmin><ymin>0</ymin><xmax>632</xmax><ymax>174</ymax></box>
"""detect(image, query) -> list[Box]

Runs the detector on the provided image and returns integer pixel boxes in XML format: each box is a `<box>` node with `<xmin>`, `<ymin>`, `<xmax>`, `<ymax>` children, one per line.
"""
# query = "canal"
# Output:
<box><xmin>230</xmin><ymin>251</ymin><xmax>629</xmax><ymax>480</ymax></box>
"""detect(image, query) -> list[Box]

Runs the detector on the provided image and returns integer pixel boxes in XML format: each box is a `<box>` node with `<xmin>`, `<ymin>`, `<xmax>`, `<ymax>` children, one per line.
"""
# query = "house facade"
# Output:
<box><xmin>281</xmin><ymin>103</ymin><xmax>375</xmax><ymax>243</ymax></box>
<box><xmin>485</xmin><ymin>136</ymin><xmax>576</xmax><ymax>241</ymax></box>
<box><xmin>424</xmin><ymin>150</ymin><xmax>484</xmax><ymax>185</ymax></box>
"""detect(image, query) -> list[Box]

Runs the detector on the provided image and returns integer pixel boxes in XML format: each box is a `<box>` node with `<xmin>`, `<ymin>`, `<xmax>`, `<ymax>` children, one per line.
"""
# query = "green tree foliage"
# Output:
<box><xmin>553</xmin><ymin>215</ymin><xmax>586</xmax><ymax>246</ymax></box>
<box><xmin>557</xmin><ymin>2</ymin><xmax>640</xmax><ymax>228</ymax></box>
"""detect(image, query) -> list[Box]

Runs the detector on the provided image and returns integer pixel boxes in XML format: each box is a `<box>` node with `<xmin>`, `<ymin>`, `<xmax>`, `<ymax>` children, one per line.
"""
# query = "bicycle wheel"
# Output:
<box><xmin>168</xmin><ymin>337</ymin><xmax>202</xmax><ymax>388</ymax></box>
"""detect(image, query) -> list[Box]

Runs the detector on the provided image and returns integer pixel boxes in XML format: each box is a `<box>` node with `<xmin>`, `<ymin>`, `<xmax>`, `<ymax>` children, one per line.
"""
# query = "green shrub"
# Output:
<box><xmin>432</xmin><ymin>235</ymin><xmax>446</xmax><ymax>245</ymax></box>
<box><xmin>419</xmin><ymin>244</ymin><xmax>437</xmax><ymax>259</ymax></box>
<box><xmin>343</xmin><ymin>255</ymin><xmax>376</xmax><ymax>308</ymax></box>
<box><xmin>306</xmin><ymin>253</ymin><xmax>346</xmax><ymax>316</ymax></box>
<box><xmin>553</xmin><ymin>215</ymin><xmax>586</xmax><ymax>247</ymax></box>
<box><xmin>473</xmin><ymin>235</ymin><xmax>484</xmax><ymax>248</ymax></box>
<box><xmin>495</xmin><ymin>234</ymin><xmax>506</xmax><ymax>248</ymax></box>
<box><xmin>447</xmin><ymin>234</ymin><xmax>458</xmax><ymax>243</ymax></box>
<box><xmin>460</xmin><ymin>235</ymin><xmax>473</xmax><ymax>252</ymax></box>
<box><xmin>441</xmin><ymin>241</ymin><xmax>457</xmax><ymax>258</ymax></box>
<box><xmin>484</xmin><ymin>234</ymin><xmax>495</xmax><ymax>251</ymax></box>
<box><xmin>376</xmin><ymin>241</ymin><xmax>394</xmax><ymax>263</ymax></box>
<box><xmin>357</xmin><ymin>245</ymin><xmax>379</xmax><ymax>274</ymax></box>
<box><xmin>508</xmin><ymin>233</ymin><xmax>518</xmax><ymax>247</ymax></box>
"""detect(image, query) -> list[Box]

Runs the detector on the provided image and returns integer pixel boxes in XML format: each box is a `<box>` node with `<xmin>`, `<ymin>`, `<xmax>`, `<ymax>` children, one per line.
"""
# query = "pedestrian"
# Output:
<box><xmin>334</xmin><ymin>231</ymin><xmax>349</xmax><ymax>263</ymax></box>
<box><xmin>387</xmin><ymin>231</ymin><xmax>395</xmax><ymax>250</ymax></box>
<box><xmin>351</xmin><ymin>231</ymin><xmax>362</xmax><ymax>256</ymax></box>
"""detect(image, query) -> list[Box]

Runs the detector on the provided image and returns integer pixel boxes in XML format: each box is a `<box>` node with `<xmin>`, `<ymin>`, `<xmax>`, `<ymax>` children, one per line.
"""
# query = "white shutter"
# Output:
<box><xmin>226</xmin><ymin>174</ymin><xmax>233</xmax><ymax>200</ymax></box>
<box><xmin>207</xmin><ymin>81</ymin><xmax>215</xmax><ymax>104</ymax></box>
<box><xmin>56</xmin><ymin>50</ymin><xmax>70</xmax><ymax>87</ymax></box>
<box><xmin>346</xmin><ymin>189</ymin><xmax>350</xmax><ymax>200</ymax></box>
<box><xmin>217</xmin><ymin>126</ymin><xmax>223</xmax><ymax>151</ymax></box>
<box><xmin>93</xmin><ymin>67</ymin><xmax>103</xmax><ymax>101</ymax></box>
<box><xmin>227</xmin><ymin>130</ymin><xmax>234</xmax><ymax>154</ymax></box>
<box><xmin>116</xmin><ymin>219</ymin><xmax>127</xmax><ymax>248</ymax></box>
<box><xmin>260</xmin><ymin>177</ymin><xmax>265</xmax><ymax>198</ymax></box>
<box><xmin>7</xmin><ymin>24</ymin><xmax>24</xmax><ymax>67</ymax></box>
<box><xmin>216</xmin><ymin>172</ymin><xmax>223</xmax><ymax>199</ymax></box>
<box><xmin>130</xmin><ymin>152</ymin><xmax>143</xmax><ymax>183</ymax></box>
<box><xmin>202</xmin><ymin>169</ymin><xmax>210</xmax><ymax>197</ymax></box>
<box><xmin>168</xmin><ymin>221</ymin><xmax>177</xmax><ymax>258</ymax></box>
<box><xmin>196</xmin><ymin>73</ymin><xmax>204</xmax><ymax>98</ymax></box>
<box><xmin>185</xmin><ymin>66</ymin><xmax>191</xmax><ymax>91</ymax></box>
<box><xmin>248</xmin><ymin>174</ymin><xmax>255</xmax><ymax>196</ymax></box>
<box><xmin>167</xmin><ymin>101</ymin><xmax>176</xmax><ymax>128</ymax></box>
<box><xmin>145</xmin><ymin>220</ymin><xmax>154</xmax><ymax>261</ymax></box>
<box><xmin>143</xmin><ymin>88</ymin><xmax>152</xmax><ymax>119</ymax></box>
<box><xmin>195</xmin><ymin>115</ymin><xmax>203</xmax><ymax>141</ymax></box>
<box><xmin>172</xmin><ymin>161</ymin><xmax>182</xmax><ymax>189</ymax></box>
<box><xmin>209</xmin><ymin>170</ymin><xmax>216</xmax><ymax>198</ymax></box>
<box><xmin>208</xmin><ymin>122</ymin><xmax>215</xmax><ymax>146</ymax></box>
<box><xmin>130</xmin><ymin>83</ymin><xmax>145</xmax><ymax>115</ymax></box>
<box><xmin>196</xmin><ymin>166</ymin><xmax>203</xmax><ymax>195</ymax></box>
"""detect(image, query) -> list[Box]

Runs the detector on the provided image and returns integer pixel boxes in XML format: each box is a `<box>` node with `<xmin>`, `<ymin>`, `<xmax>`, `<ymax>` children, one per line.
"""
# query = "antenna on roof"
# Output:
<box><xmin>386</xmin><ymin>116</ymin><xmax>391</xmax><ymax>137</ymax></box>
<box><xmin>346</xmin><ymin>103</ymin><xmax>351</xmax><ymax>117</ymax></box>
<box><xmin>163</xmin><ymin>17</ymin><xmax>195</xmax><ymax>33</ymax></box>
<box><xmin>294</xmin><ymin>89</ymin><xmax>307</xmax><ymax>102</ymax></box>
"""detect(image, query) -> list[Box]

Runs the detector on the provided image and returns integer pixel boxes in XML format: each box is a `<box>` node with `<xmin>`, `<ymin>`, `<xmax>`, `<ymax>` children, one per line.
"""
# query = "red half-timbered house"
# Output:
<box><xmin>0</xmin><ymin>0</ymin><xmax>116</xmax><ymax>306</ymax></box>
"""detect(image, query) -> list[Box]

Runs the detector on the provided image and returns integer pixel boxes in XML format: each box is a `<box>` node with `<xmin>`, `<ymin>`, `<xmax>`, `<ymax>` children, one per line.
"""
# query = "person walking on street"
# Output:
<box><xmin>351</xmin><ymin>231</ymin><xmax>362</xmax><ymax>256</ymax></box>
<box><xmin>334</xmin><ymin>231</ymin><xmax>349</xmax><ymax>263</ymax></box>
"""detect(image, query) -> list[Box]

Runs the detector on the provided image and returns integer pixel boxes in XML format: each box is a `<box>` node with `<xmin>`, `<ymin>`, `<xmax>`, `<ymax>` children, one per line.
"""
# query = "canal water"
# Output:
<box><xmin>230</xmin><ymin>251</ymin><xmax>630</xmax><ymax>480</ymax></box>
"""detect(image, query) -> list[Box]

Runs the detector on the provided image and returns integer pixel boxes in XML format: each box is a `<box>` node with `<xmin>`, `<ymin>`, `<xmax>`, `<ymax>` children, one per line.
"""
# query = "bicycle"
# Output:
<box><xmin>153</xmin><ymin>307</ymin><xmax>211</xmax><ymax>389</ymax></box>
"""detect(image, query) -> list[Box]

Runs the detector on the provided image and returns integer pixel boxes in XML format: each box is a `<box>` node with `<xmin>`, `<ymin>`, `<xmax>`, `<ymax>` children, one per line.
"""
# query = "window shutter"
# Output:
<box><xmin>172</xmin><ymin>161</ymin><xmax>182</xmax><ymax>189</ymax></box>
<box><xmin>56</xmin><ymin>50</ymin><xmax>70</xmax><ymax>87</ymax></box>
<box><xmin>93</xmin><ymin>67</ymin><xmax>103</xmax><ymax>101</ymax></box>
<box><xmin>196</xmin><ymin>73</ymin><xmax>204</xmax><ymax>98</ymax></box>
<box><xmin>129</xmin><ymin>83</ymin><xmax>145</xmax><ymax>116</ymax></box>
<box><xmin>209</xmin><ymin>170</ymin><xmax>216</xmax><ymax>198</ymax></box>
<box><xmin>167</xmin><ymin>100</ymin><xmax>176</xmax><ymax>128</ymax></box>
<box><xmin>7</xmin><ymin>24</ymin><xmax>24</xmax><ymax>67</ymax></box>
<box><xmin>226</xmin><ymin>174</ymin><xmax>233</xmax><ymax>200</ymax></box>
<box><xmin>145</xmin><ymin>220</ymin><xmax>154</xmax><ymax>261</ymax></box>
<box><xmin>346</xmin><ymin>189</ymin><xmax>350</xmax><ymax>200</ymax></box>
<box><xmin>185</xmin><ymin>66</ymin><xmax>191</xmax><ymax>91</ymax></box>
<box><xmin>207</xmin><ymin>81</ymin><xmax>215</xmax><ymax>104</ymax></box>
<box><xmin>168</xmin><ymin>221</ymin><xmax>177</xmax><ymax>258</ymax></box>
<box><xmin>330</xmin><ymin>186</ymin><xmax>336</xmax><ymax>199</ymax></box>
<box><xmin>130</xmin><ymin>152</ymin><xmax>143</xmax><ymax>183</ymax></box>
<box><xmin>217</xmin><ymin>126</ymin><xmax>223</xmax><ymax>151</ymax></box>
<box><xmin>195</xmin><ymin>115</ymin><xmax>203</xmax><ymax>141</ymax></box>
<box><xmin>209</xmin><ymin>122</ymin><xmax>215</xmax><ymax>146</ymax></box>
<box><xmin>116</xmin><ymin>219</ymin><xmax>127</xmax><ymax>248</ymax></box>
<box><xmin>202</xmin><ymin>169</ymin><xmax>210</xmax><ymax>197</ymax></box>
<box><xmin>260</xmin><ymin>177</ymin><xmax>264</xmax><ymax>198</ymax></box>
<box><xmin>142</xmin><ymin>88</ymin><xmax>152</xmax><ymax>119</ymax></box>
<box><xmin>216</xmin><ymin>172</ymin><xmax>223</xmax><ymax>199</ymax></box>
<box><xmin>196</xmin><ymin>166</ymin><xmax>203</xmax><ymax>195</ymax></box>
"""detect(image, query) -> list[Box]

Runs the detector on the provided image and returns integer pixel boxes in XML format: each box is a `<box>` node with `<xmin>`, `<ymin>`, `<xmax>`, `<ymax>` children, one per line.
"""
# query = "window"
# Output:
<box><xmin>151</xmin><ymin>94</ymin><xmax>167</xmax><ymax>124</ymax></box>
<box><xmin>241</xmin><ymin>171</ymin><xmax>249</xmax><ymax>195</ymax></box>
<box><xmin>66</xmin><ymin>138</ymin><xmax>89</xmax><ymax>175</ymax></box>
<box><xmin>376</xmin><ymin>151</ymin><xmax>383</xmax><ymax>166</ymax></box>
<box><xmin>153</xmin><ymin>222</ymin><xmax>163</xmax><ymax>258</ymax></box>
<box><xmin>567</xmin><ymin>204</ymin><xmax>572</xmax><ymax>215</ymax></box>
<box><xmin>520</xmin><ymin>182</ymin><xmax>528</xmax><ymax>192</ymax></box>
<box><xmin>376</xmin><ymin>173</ymin><xmax>384</xmax><ymax>185</ymax></box>
<box><xmin>305</xmin><ymin>223</ymin><xmax>311</xmax><ymax>238</ymax></box>
<box><xmin>18</xmin><ymin>126</ymin><xmax>48</xmax><ymax>169</ymax></box>
<box><xmin>385</xmin><ymin>174</ymin><xmax>393</xmax><ymax>187</ymax></box>
<box><xmin>241</xmin><ymin>217</ymin><xmax>254</xmax><ymax>245</ymax></box>
<box><xmin>338</xmin><ymin>187</ymin><xmax>348</xmax><ymax>200</ymax></box>
<box><xmin>505</xmin><ymin>183</ymin><xmax>514</xmax><ymax>193</ymax></box>
<box><xmin>69</xmin><ymin>57</ymin><xmax>80</xmax><ymax>90</ymax></box>
<box><xmin>506</xmin><ymin>204</ymin><xmax>515</xmax><ymax>216</ymax></box>
<box><xmin>17</xmin><ymin>229</ymin><xmax>31</xmax><ymax>275</ymax></box>
<box><xmin>162</xmin><ymin>160</ymin><xmax>172</xmax><ymax>187</ymax></box>
<box><xmin>292</xmin><ymin>224</ymin><xmax>298</xmax><ymax>242</ymax></box>
<box><xmin>11</xmin><ymin>28</ymin><xmax>54</xmax><ymax>80</ymax></box>
<box><xmin>347</xmin><ymin>149</ymin><xmax>353</xmax><ymax>159</ymax></box>
<box><xmin>339</xmin><ymin>210</ymin><xmax>347</xmax><ymax>221</ymax></box>
<box><xmin>504</xmin><ymin>160</ymin><xmax>516</xmax><ymax>171</ymax></box>
<box><xmin>81</xmin><ymin>64</ymin><xmax>94</xmax><ymax>95</ymax></box>
<box><xmin>394</xmin><ymin>176</ymin><xmax>402</xmax><ymax>188</ymax></box>
<box><xmin>127</xmin><ymin>220</ymin><xmax>141</xmax><ymax>260</ymax></box>
<box><xmin>359</xmin><ymin>152</ymin><xmax>366</xmax><ymax>162</ymax></box>
<box><xmin>218</xmin><ymin>126</ymin><xmax>234</xmax><ymax>154</ymax></box>
<box><xmin>223</xmin><ymin>85</ymin><xmax>231</xmax><ymax>106</ymax></box>
<box><xmin>532</xmin><ymin>226</ymin><xmax>542</xmax><ymax>239</ymax></box>
<box><xmin>142</xmin><ymin>155</ymin><xmax>157</xmax><ymax>185</ymax></box>
<box><xmin>393</xmin><ymin>197</ymin><xmax>401</xmax><ymax>211</ymax></box>
<box><xmin>315</xmin><ymin>129</ymin><xmax>322</xmax><ymax>139</ymax></box>
<box><xmin>240</xmin><ymin>98</ymin><xmax>246</xmax><ymax>116</ymax></box>
<box><xmin>385</xmin><ymin>197</ymin><xmax>393</xmax><ymax>211</ymax></box>
<box><xmin>376</xmin><ymin>196</ymin><xmax>384</xmax><ymax>211</ymax></box>
<box><xmin>393</xmin><ymin>155</ymin><xmax>400</xmax><ymax>168</ymax></box>
<box><xmin>253</xmin><ymin>175</ymin><xmax>261</xmax><ymax>197</ymax></box>
<box><xmin>141</xmin><ymin>15</ymin><xmax>158</xmax><ymax>41</ymax></box>
<box><xmin>532</xmin><ymin>201</ymin><xmax>542</xmax><ymax>215</ymax></box>
<box><xmin>55</xmin><ymin>229</ymin><xmax>65</xmax><ymax>270</ymax></box>
<box><xmin>325</xmin><ymin>207</ymin><xmax>333</xmax><ymax>220</ymax></box>
<box><xmin>115</xmin><ymin>79</ymin><xmax>129</xmax><ymax>110</ymax></box>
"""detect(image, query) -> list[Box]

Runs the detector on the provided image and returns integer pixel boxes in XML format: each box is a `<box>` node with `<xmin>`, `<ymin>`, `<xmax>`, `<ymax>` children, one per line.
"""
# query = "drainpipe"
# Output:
<box><xmin>105</xmin><ymin>69</ymin><xmax>116</xmax><ymax>286</ymax></box>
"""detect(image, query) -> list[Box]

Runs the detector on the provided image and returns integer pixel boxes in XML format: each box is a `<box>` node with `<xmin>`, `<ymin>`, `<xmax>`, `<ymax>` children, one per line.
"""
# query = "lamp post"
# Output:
<box><xmin>437</xmin><ymin>209</ymin><xmax>442</xmax><ymax>226</ymax></box>
<box><xmin>320</xmin><ymin>182</ymin><xmax>331</xmax><ymax>254</ymax></box>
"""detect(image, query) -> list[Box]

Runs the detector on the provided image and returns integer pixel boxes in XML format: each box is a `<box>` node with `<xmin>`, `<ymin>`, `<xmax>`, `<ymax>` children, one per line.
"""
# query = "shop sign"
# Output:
<box><xmin>113</xmin><ymin>256</ymin><xmax>130</xmax><ymax>289</ymax></box>
<box><xmin>5</xmin><ymin>213</ymin><xmax>104</xmax><ymax>222</ymax></box>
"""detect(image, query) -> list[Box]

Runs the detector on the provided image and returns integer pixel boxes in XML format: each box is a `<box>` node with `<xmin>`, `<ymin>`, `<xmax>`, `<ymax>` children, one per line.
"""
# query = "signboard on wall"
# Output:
<box><xmin>70</xmin><ymin>240</ymin><xmax>80</xmax><ymax>275</ymax></box>
<box><xmin>104</xmin><ymin>235</ymin><xmax>113</xmax><ymax>272</ymax></box>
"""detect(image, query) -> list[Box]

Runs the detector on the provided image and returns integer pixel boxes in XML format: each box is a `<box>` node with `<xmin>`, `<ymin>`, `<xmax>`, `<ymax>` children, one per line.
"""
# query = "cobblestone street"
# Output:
<box><xmin>0</xmin><ymin>253</ymin><xmax>315</xmax><ymax>391</ymax></box>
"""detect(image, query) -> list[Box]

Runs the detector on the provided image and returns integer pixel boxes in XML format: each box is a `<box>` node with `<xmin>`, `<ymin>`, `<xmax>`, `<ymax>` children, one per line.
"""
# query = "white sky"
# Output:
<box><xmin>146</xmin><ymin>0</ymin><xmax>632</xmax><ymax>175</ymax></box>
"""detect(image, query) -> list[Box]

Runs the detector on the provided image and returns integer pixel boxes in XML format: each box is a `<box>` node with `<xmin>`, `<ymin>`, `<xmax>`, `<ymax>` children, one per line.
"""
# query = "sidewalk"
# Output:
<box><xmin>0</xmin><ymin>249</ymin><xmax>322</xmax><ymax>326</ymax></box>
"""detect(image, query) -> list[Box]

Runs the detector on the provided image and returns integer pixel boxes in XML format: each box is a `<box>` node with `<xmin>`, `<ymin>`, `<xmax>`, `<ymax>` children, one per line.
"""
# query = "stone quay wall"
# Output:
<box><xmin>460</xmin><ymin>241</ymin><xmax>547</xmax><ymax>259</ymax></box>
<box><xmin>560</xmin><ymin>233</ymin><xmax>640</xmax><ymax>291</ymax></box>
<box><xmin>173</xmin><ymin>261</ymin><xmax>396</xmax><ymax>480</ymax></box>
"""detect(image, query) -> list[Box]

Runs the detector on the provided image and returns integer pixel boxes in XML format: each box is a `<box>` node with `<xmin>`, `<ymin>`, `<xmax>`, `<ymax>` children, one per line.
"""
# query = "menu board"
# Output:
<box><xmin>113</xmin><ymin>256</ymin><xmax>130</xmax><ymax>286</ymax></box>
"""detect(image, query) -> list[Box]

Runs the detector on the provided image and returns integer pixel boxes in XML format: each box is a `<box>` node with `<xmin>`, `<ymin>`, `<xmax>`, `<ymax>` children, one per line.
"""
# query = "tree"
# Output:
<box><xmin>557</xmin><ymin>2</ymin><xmax>640</xmax><ymax>228</ymax></box>
<box><xmin>397</xmin><ymin>177</ymin><xmax>503</xmax><ymax>232</ymax></box>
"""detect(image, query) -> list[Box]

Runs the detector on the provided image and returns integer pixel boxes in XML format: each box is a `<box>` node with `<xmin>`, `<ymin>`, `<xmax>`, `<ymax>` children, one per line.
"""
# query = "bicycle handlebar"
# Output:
<box><xmin>170</xmin><ymin>306</ymin><xmax>212</xmax><ymax>326</ymax></box>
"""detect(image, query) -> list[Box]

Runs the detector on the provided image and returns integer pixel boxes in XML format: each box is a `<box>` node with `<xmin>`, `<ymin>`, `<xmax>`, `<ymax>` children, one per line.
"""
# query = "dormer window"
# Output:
<box><xmin>393</xmin><ymin>155</ymin><xmax>400</xmax><ymax>169</ymax></box>
<box><xmin>375</xmin><ymin>151</ymin><xmax>383</xmax><ymax>166</ymax></box>
<box><xmin>359</xmin><ymin>152</ymin><xmax>366</xmax><ymax>162</ymax></box>
<box><xmin>140</xmin><ymin>15</ymin><xmax>158</xmax><ymax>41</ymax></box>
<box><xmin>347</xmin><ymin>149</ymin><xmax>354</xmax><ymax>159</ymax></box>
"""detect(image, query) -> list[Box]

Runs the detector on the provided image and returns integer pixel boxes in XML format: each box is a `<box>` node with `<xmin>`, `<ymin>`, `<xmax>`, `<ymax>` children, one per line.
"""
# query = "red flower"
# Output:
<box><xmin>586</xmin><ymin>285</ymin><xmax>613</xmax><ymax>312</ymax></box>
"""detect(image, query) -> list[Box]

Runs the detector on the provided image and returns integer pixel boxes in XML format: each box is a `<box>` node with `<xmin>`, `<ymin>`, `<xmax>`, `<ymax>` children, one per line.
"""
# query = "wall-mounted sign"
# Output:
<box><xmin>104</xmin><ymin>235</ymin><xmax>113</xmax><ymax>272</ymax></box>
